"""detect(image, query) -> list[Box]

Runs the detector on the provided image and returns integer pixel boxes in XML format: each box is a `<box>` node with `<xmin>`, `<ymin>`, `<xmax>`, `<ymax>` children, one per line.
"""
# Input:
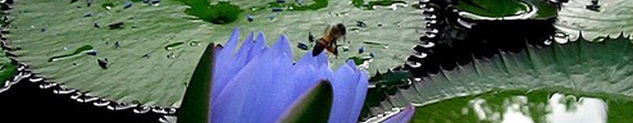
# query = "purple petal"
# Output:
<box><xmin>266</xmin><ymin>53</ymin><xmax>295</xmax><ymax>121</ymax></box>
<box><xmin>219</xmin><ymin>32</ymin><xmax>255</xmax><ymax>87</ymax></box>
<box><xmin>247</xmin><ymin>32</ymin><xmax>268</xmax><ymax>61</ymax></box>
<box><xmin>232</xmin><ymin>32</ymin><xmax>255</xmax><ymax>66</ymax></box>
<box><xmin>212</xmin><ymin>28</ymin><xmax>241</xmax><ymax>99</ymax></box>
<box><xmin>316</xmin><ymin>50</ymin><xmax>329</xmax><ymax>67</ymax></box>
<box><xmin>346</xmin><ymin>60</ymin><xmax>358</xmax><ymax>72</ymax></box>
<box><xmin>276</xmin><ymin>64</ymin><xmax>321</xmax><ymax>120</ymax></box>
<box><xmin>350</xmin><ymin>71</ymin><xmax>369</xmax><ymax>122</ymax></box>
<box><xmin>211</xmin><ymin>56</ymin><xmax>262</xmax><ymax>123</ymax></box>
<box><xmin>238</xmin><ymin>48</ymin><xmax>278</xmax><ymax>122</ymax></box>
<box><xmin>291</xmin><ymin>65</ymin><xmax>320</xmax><ymax>99</ymax></box>
<box><xmin>382</xmin><ymin>104</ymin><xmax>416</xmax><ymax>123</ymax></box>
<box><xmin>271</xmin><ymin>35</ymin><xmax>292</xmax><ymax>58</ymax></box>
<box><xmin>215</xmin><ymin>27</ymin><xmax>240</xmax><ymax>66</ymax></box>
<box><xmin>317</xmin><ymin>63</ymin><xmax>335</xmax><ymax>84</ymax></box>
<box><xmin>329</xmin><ymin>64</ymin><xmax>360</xmax><ymax>123</ymax></box>
<box><xmin>295</xmin><ymin>51</ymin><xmax>317</xmax><ymax>69</ymax></box>
<box><xmin>266</xmin><ymin>60</ymin><xmax>322</xmax><ymax>121</ymax></box>
<box><xmin>211</xmin><ymin>29</ymin><xmax>372</xmax><ymax>123</ymax></box>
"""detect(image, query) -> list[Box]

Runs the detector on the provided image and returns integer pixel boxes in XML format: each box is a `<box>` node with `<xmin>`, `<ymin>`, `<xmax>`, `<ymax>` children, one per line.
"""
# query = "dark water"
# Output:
<box><xmin>0</xmin><ymin>79</ymin><xmax>166</xmax><ymax>123</ymax></box>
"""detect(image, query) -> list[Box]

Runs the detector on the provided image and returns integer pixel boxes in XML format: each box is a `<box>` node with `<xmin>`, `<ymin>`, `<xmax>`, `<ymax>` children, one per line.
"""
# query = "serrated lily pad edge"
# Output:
<box><xmin>361</xmin><ymin>32</ymin><xmax>633</xmax><ymax>123</ymax></box>
<box><xmin>0</xmin><ymin>0</ymin><xmax>21</xmax><ymax>94</ymax></box>
<box><xmin>359</xmin><ymin>0</ymin><xmax>633</xmax><ymax>122</ymax></box>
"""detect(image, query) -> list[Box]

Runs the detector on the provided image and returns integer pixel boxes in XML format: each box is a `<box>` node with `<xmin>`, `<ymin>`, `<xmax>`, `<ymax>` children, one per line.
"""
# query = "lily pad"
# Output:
<box><xmin>455</xmin><ymin>0</ymin><xmax>558</xmax><ymax>20</ymax></box>
<box><xmin>554</xmin><ymin>0</ymin><xmax>633</xmax><ymax>41</ymax></box>
<box><xmin>5</xmin><ymin>0</ymin><xmax>224</xmax><ymax>107</ymax></box>
<box><xmin>364</xmin><ymin>36</ymin><xmax>633</xmax><ymax>120</ymax></box>
<box><xmin>0</xmin><ymin>50</ymin><xmax>16</xmax><ymax>86</ymax></box>
<box><xmin>5</xmin><ymin>0</ymin><xmax>423</xmax><ymax>107</ymax></box>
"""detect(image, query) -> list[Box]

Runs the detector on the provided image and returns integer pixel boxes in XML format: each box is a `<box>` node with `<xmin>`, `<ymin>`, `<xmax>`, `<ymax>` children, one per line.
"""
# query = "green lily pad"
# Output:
<box><xmin>0</xmin><ymin>50</ymin><xmax>16</xmax><ymax>86</ymax></box>
<box><xmin>554</xmin><ymin>0</ymin><xmax>633</xmax><ymax>41</ymax></box>
<box><xmin>351</xmin><ymin>0</ymin><xmax>408</xmax><ymax>10</ymax></box>
<box><xmin>6</xmin><ymin>0</ymin><xmax>223</xmax><ymax>107</ymax></box>
<box><xmin>455</xmin><ymin>0</ymin><xmax>558</xmax><ymax>20</ymax></box>
<box><xmin>180</xmin><ymin>0</ymin><xmax>243</xmax><ymax>24</ymax></box>
<box><xmin>456</xmin><ymin>0</ymin><xmax>529</xmax><ymax>17</ymax></box>
<box><xmin>5</xmin><ymin>0</ymin><xmax>423</xmax><ymax>107</ymax></box>
<box><xmin>365</xmin><ymin>36</ymin><xmax>633</xmax><ymax>120</ymax></box>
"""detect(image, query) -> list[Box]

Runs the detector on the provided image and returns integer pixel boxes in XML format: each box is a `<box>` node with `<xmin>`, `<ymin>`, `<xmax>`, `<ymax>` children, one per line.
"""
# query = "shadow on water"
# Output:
<box><xmin>405</xmin><ymin>19</ymin><xmax>557</xmax><ymax>77</ymax></box>
<box><xmin>0</xmin><ymin>79</ymin><xmax>165</xmax><ymax>123</ymax></box>
<box><xmin>399</xmin><ymin>1</ymin><xmax>557</xmax><ymax>77</ymax></box>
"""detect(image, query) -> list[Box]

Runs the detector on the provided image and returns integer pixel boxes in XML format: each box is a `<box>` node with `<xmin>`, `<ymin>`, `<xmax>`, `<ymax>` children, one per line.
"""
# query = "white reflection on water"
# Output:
<box><xmin>501</xmin><ymin>96</ymin><xmax>533</xmax><ymax>123</ymax></box>
<box><xmin>469</xmin><ymin>93</ymin><xmax>607</xmax><ymax>123</ymax></box>
<box><xmin>469</xmin><ymin>98</ymin><xmax>492</xmax><ymax>121</ymax></box>
<box><xmin>546</xmin><ymin>93</ymin><xmax>607</xmax><ymax>123</ymax></box>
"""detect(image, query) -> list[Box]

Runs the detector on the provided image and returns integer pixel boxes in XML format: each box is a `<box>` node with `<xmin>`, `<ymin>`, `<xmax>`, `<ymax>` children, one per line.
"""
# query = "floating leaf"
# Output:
<box><xmin>554</xmin><ymin>0</ymin><xmax>633</xmax><ymax>40</ymax></box>
<box><xmin>365</xmin><ymin>36</ymin><xmax>633</xmax><ymax>120</ymax></box>
<box><xmin>455</xmin><ymin>0</ymin><xmax>557</xmax><ymax>20</ymax></box>
<box><xmin>5</xmin><ymin>0</ymin><xmax>423</xmax><ymax>107</ymax></box>
<box><xmin>0</xmin><ymin>50</ymin><xmax>16</xmax><ymax>86</ymax></box>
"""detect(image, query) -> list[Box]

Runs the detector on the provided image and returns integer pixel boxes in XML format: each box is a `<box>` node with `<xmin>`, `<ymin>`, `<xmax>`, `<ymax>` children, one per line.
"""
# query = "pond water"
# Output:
<box><xmin>415</xmin><ymin>89</ymin><xmax>633</xmax><ymax>123</ymax></box>
<box><xmin>3</xmin><ymin>0</ymin><xmax>633</xmax><ymax>122</ymax></box>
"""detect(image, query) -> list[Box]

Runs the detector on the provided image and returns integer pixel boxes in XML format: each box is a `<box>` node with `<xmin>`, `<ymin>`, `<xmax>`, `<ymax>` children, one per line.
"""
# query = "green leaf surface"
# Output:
<box><xmin>456</xmin><ymin>0</ymin><xmax>528</xmax><ymax>17</ymax></box>
<box><xmin>6</xmin><ymin>0</ymin><xmax>423</xmax><ymax>107</ymax></box>
<box><xmin>279</xmin><ymin>80</ymin><xmax>333</xmax><ymax>123</ymax></box>
<box><xmin>177</xmin><ymin>44</ymin><xmax>215</xmax><ymax>123</ymax></box>
<box><xmin>554</xmin><ymin>0</ymin><xmax>633</xmax><ymax>41</ymax></box>
<box><xmin>366</xmin><ymin>36</ymin><xmax>633</xmax><ymax>120</ymax></box>
<box><xmin>455</xmin><ymin>0</ymin><xmax>558</xmax><ymax>20</ymax></box>
<box><xmin>0</xmin><ymin>50</ymin><xmax>16</xmax><ymax>86</ymax></box>
<box><xmin>351</xmin><ymin>0</ymin><xmax>408</xmax><ymax>10</ymax></box>
<box><xmin>179</xmin><ymin>0</ymin><xmax>243</xmax><ymax>24</ymax></box>
<box><xmin>369</xmin><ymin>70</ymin><xmax>411</xmax><ymax>87</ymax></box>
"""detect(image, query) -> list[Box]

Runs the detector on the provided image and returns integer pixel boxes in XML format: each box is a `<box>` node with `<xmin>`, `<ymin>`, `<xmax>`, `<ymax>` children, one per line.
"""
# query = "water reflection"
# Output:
<box><xmin>467</xmin><ymin>93</ymin><xmax>607</xmax><ymax>123</ymax></box>
<box><xmin>546</xmin><ymin>93</ymin><xmax>607</xmax><ymax>123</ymax></box>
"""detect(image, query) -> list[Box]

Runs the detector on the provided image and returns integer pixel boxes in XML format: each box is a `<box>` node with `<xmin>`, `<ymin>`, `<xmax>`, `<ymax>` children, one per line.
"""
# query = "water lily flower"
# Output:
<box><xmin>209</xmin><ymin>28</ymin><xmax>413</xmax><ymax>122</ymax></box>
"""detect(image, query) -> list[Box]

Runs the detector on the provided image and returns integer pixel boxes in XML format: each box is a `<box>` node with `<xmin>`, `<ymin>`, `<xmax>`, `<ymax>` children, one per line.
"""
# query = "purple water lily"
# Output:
<box><xmin>211</xmin><ymin>28</ymin><xmax>413</xmax><ymax>122</ymax></box>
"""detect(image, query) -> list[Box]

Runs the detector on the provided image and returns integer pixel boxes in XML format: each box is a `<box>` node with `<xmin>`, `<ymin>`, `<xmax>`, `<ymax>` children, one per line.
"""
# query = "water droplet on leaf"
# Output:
<box><xmin>83</xmin><ymin>12</ymin><xmax>92</xmax><ymax>17</ymax></box>
<box><xmin>164</xmin><ymin>42</ymin><xmax>184</xmax><ymax>51</ymax></box>
<box><xmin>166</xmin><ymin>52</ymin><xmax>177</xmax><ymax>59</ymax></box>
<box><xmin>358</xmin><ymin>46</ymin><xmax>365</xmax><ymax>54</ymax></box>
<box><xmin>272</xmin><ymin>7</ymin><xmax>283</xmax><ymax>12</ymax></box>
<box><xmin>86</xmin><ymin>50</ymin><xmax>98</xmax><ymax>56</ymax></box>
<box><xmin>142</xmin><ymin>53</ymin><xmax>150</xmax><ymax>59</ymax></box>
<box><xmin>94</xmin><ymin>22</ymin><xmax>101</xmax><ymax>28</ymax></box>
<box><xmin>297</xmin><ymin>42</ymin><xmax>308</xmax><ymax>50</ymax></box>
<box><xmin>188</xmin><ymin>41</ymin><xmax>200</xmax><ymax>46</ymax></box>
<box><xmin>356</xmin><ymin>20</ymin><xmax>367</xmax><ymax>28</ymax></box>
<box><xmin>108</xmin><ymin>22</ymin><xmax>124</xmax><ymax>30</ymax></box>
<box><xmin>247</xmin><ymin>15</ymin><xmax>254</xmax><ymax>22</ymax></box>
<box><xmin>114</xmin><ymin>41</ymin><xmax>120</xmax><ymax>48</ymax></box>
<box><xmin>124</xmin><ymin>2</ymin><xmax>132</xmax><ymax>9</ymax></box>
<box><xmin>97</xmin><ymin>58</ymin><xmax>108</xmax><ymax>69</ymax></box>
